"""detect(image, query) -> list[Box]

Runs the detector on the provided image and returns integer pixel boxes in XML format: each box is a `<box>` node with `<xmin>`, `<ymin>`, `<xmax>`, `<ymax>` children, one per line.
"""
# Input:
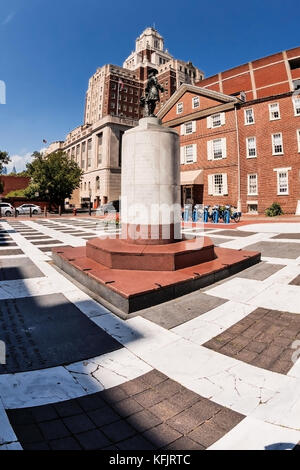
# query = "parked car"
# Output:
<box><xmin>96</xmin><ymin>200</ymin><xmax>120</xmax><ymax>215</ymax></box>
<box><xmin>0</xmin><ymin>202</ymin><xmax>14</xmax><ymax>217</ymax></box>
<box><xmin>16</xmin><ymin>204</ymin><xmax>42</xmax><ymax>215</ymax></box>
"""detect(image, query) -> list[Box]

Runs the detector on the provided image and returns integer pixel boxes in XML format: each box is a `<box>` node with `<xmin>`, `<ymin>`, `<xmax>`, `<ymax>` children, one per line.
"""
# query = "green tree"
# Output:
<box><xmin>0</xmin><ymin>150</ymin><xmax>10</xmax><ymax>195</ymax></box>
<box><xmin>25</xmin><ymin>150</ymin><xmax>83</xmax><ymax>210</ymax></box>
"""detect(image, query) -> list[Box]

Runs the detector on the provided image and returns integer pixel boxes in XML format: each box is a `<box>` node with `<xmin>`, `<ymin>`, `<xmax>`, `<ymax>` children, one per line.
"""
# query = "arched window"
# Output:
<box><xmin>96</xmin><ymin>176</ymin><xmax>100</xmax><ymax>190</ymax></box>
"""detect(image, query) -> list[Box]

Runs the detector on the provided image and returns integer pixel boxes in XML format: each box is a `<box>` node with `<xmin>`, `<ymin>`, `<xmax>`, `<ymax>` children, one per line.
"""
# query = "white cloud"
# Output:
<box><xmin>2</xmin><ymin>12</ymin><xmax>15</xmax><ymax>26</ymax></box>
<box><xmin>6</xmin><ymin>152</ymin><xmax>34</xmax><ymax>173</ymax></box>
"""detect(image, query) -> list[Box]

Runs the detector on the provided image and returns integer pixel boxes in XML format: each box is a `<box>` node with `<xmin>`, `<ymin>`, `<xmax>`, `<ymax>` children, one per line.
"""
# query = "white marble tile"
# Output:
<box><xmin>0</xmin><ymin>442</ymin><xmax>23</xmax><ymax>450</ymax></box>
<box><xmin>249</xmin><ymin>283</ymin><xmax>300</xmax><ymax>314</ymax></box>
<box><xmin>63</xmin><ymin>290</ymin><xmax>110</xmax><ymax>318</ymax></box>
<box><xmin>67</xmin><ymin>348</ymin><xmax>152</xmax><ymax>393</ymax></box>
<box><xmin>0</xmin><ymin>367</ymin><xmax>86</xmax><ymax>409</ymax></box>
<box><xmin>172</xmin><ymin>301</ymin><xmax>256</xmax><ymax>345</ymax></box>
<box><xmin>238</xmin><ymin>223</ymin><xmax>300</xmax><ymax>234</ymax></box>
<box><xmin>0</xmin><ymin>277</ymin><xmax>64</xmax><ymax>299</ymax></box>
<box><xmin>209</xmin><ymin>416</ymin><xmax>300</xmax><ymax>450</ymax></box>
<box><xmin>205</xmin><ymin>278</ymin><xmax>269</xmax><ymax>303</ymax></box>
<box><xmin>262</xmin><ymin>264</ymin><xmax>300</xmax><ymax>286</ymax></box>
<box><xmin>92</xmin><ymin>315</ymin><xmax>180</xmax><ymax>356</ymax></box>
<box><xmin>0</xmin><ymin>400</ymin><xmax>18</xmax><ymax>445</ymax></box>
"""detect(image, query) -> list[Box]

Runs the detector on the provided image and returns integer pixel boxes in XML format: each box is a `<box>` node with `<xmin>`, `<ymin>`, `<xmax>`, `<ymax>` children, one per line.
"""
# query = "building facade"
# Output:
<box><xmin>158</xmin><ymin>47</ymin><xmax>300</xmax><ymax>215</ymax></box>
<box><xmin>47</xmin><ymin>27</ymin><xmax>204</xmax><ymax>207</ymax></box>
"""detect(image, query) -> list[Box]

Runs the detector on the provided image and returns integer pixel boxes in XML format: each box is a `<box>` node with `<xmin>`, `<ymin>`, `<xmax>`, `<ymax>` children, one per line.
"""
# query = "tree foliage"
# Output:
<box><xmin>0</xmin><ymin>150</ymin><xmax>10</xmax><ymax>174</ymax></box>
<box><xmin>25</xmin><ymin>150</ymin><xmax>83</xmax><ymax>209</ymax></box>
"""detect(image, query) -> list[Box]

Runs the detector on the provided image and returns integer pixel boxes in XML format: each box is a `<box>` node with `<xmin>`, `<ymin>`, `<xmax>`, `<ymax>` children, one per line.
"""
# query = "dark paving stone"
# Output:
<box><xmin>0</xmin><ymin>293</ymin><xmax>122</xmax><ymax>374</ymax></box>
<box><xmin>72</xmin><ymin>233</ymin><xmax>96</xmax><ymax>237</ymax></box>
<box><xmin>63</xmin><ymin>414</ymin><xmax>95</xmax><ymax>434</ymax></box>
<box><xmin>101</xmin><ymin>420</ymin><xmax>137</xmax><ymax>442</ymax></box>
<box><xmin>213</xmin><ymin>229</ymin><xmax>257</xmax><ymax>237</ymax></box>
<box><xmin>49</xmin><ymin>436</ymin><xmax>81</xmax><ymax>450</ymax></box>
<box><xmin>76</xmin><ymin>429</ymin><xmax>111</xmax><ymax>450</ymax></box>
<box><xmin>244</xmin><ymin>241</ymin><xmax>300</xmax><ymax>259</ymax></box>
<box><xmin>290</xmin><ymin>275</ymin><xmax>300</xmax><ymax>286</ymax></box>
<box><xmin>39</xmin><ymin>419</ymin><xmax>70</xmax><ymax>440</ymax></box>
<box><xmin>0</xmin><ymin>242</ymin><xmax>17</xmax><ymax>246</ymax></box>
<box><xmin>235</xmin><ymin>262</ymin><xmax>283</xmax><ymax>281</ymax></box>
<box><xmin>24</xmin><ymin>235</ymin><xmax>52</xmax><ymax>240</ymax></box>
<box><xmin>8</xmin><ymin>370</ymin><xmax>246</xmax><ymax>450</ymax></box>
<box><xmin>272</xmin><ymin>233</ymin><xmax>300</xmax><ymax>240</ymax></box>
<box><xmin>0</xmin><ymin>257</ymin><xmax>44</xmax><ymax>281</ymax></box>
<box><xmin>204</xmin><ymin>307</ymin><xmax>300</xmax><ymax>374</ymax></box>
<box><xmin>117</xmin><ymin>435</ymin><xmax>155</xmax><ymax>450</ymax></box>
<box><xmin>39</xmin><ymin>245</ymin><xmax>66</xmax><ymax>252</ymax></box>
<box><xmin>208</xmin><ymin>237</ymin><xmax>234</xmax><ymax>246</ymax></box>
<box><xmin>32</xmin><ymin>239</ymin><xmax>61</xmax><ymax>245</ymax></box>
<box><xmin>140</xmin><ymin>293</ymin><xmax>227</xmax><ymax>329</ymax></box>
<box><xmin>0</xmin><ymin>249</ymin><xmax>24</xmax><ymax>256</ymax></box>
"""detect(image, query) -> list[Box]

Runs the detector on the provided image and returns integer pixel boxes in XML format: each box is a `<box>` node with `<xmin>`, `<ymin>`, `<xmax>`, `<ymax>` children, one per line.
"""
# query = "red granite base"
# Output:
<box><xmin>86</xmin><ymin>236</ymin><xmax>215</xmax><ymax>271</ymax></box>
<box><xmin>52</xmin><ymin>239</ymin><xmax>260</xmax><ymax>314</ymax></box>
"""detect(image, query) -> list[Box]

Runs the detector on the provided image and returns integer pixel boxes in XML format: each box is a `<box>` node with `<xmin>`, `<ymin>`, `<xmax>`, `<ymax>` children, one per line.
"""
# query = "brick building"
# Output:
<box><xmin>158</xmin><ymin>46</ymin><xmax>300</xmax><ymax>215</ymax></box>
<box><xmin>47</xmin><ymin>27</ymin><xmax>204</xmax><ymax>208</ymax></box>
<box><xmin>0</xmin><ymin>175</ymin><xmax>30</xmax><ymax>197</ymax></box>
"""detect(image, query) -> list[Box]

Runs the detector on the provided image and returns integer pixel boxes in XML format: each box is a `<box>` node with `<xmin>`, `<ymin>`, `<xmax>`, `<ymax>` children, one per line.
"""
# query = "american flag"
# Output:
<box><xmin>43</xmin><ymin>139</ymin><xmax>47</xmax><ymax>144</ymax></box>
<box><xmin>118</xmin><ymin>79</ymin><xmax>124</xmax><ymax>91</ymax></box>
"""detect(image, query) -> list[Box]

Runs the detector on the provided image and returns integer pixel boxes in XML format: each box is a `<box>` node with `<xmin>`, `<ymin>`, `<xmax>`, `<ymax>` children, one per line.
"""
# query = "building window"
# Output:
<box><xmin>212</xmin><ymin>114</ymin><xmax>221</xmax><ymax>128</ymax></box>
<box><xmin>177</xmin><ymin>102</ymin><xmax>183</xmax><ymax>114</ymax></box>
<box><xmin>213</xmin><ymin>139</ymin><xmax>223</xmax><ymax>159</ymax></box>
<box><xmin>185</xmin><ymin>145</ymin><xmax>194</xmax><ymax>163</ymax></box>
<box><xmin>214</xmin><ymin>174</ymin><xmax>223</xmax><ymax>195</ymax></box>
<box><xmin>244</xmin><ymin>108</ymin><xmax>254</xmax><ymax>125</ymax></box>
<box><xmin>96</xmin><ymin>176</ymin><xmax>100</xmax><ymax>191</ymax></box>
<box><xmin>192</xmin><ymin>96</ymin><xmax>200</xmax><ymax>109</ymax></box>
<box><xmin>293</xmin><ymin>95</ymin><xmax>300</xmax><ymax>116</ymax></box>
<box><xmin>71</xmin><ymin>147</ymin><xmax>75</xmax><ymax>161</ymax></box>
<box><xmin>246</xmin><ymin>137</ymin><xmax>257</xmax><ymax>158</ymax></box>
<box><xmin>87</xmin><ymin>139</ymin><xmax>92</xmax><ymax>167</ymax></box>
<box><xmin>269</xmin><ymin>103</ymin><xmax>280</xmax><ymax>120</ymax></box>
<box><xmin>272</xmin><ymin>133</ymin><xmax>283</xmax><ymax>155</ymax></box>
<box><xmin>110</xmin><ymin>102</ymin><xmax>115</xmax><ymax>108</ymax></box>
<box><xmin>247</xmin><ymin>203</ymin><xmax>258</xmax><ymax>213</ymax></box>
<box><xmin>185</xmin><ymin>122</ymin><xmax>193</xmax><ymax>135</ymax></box>
<box><xmin>97</xmin><ymin>133</ymin><xmax>103</xmax><ymax>166</ymax></box>
<box><xmin>277</xmin><ymin>171</ymin><xmax>289</xmax><ymax>195</ymax></box>
<box><xmin>248</xmin><ymin>174</ymin><xmax>258</xmax><ymax>195</ymax></box>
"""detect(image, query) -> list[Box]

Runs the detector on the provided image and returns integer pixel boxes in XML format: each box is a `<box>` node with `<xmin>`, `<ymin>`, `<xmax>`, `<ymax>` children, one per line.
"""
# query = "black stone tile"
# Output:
<box><xmin>39</xmin><ymin>245</ymin><xmax>66</xmax><ymax>252</ymax></box>
<box><xmin>244</xmin><ymin>241</ymin><xmax>300</xmax><ymax>259</ymax></box>
<box><xmin>214</xmin><ymin>230</ymin><xmax>257</xmax><ymax>237</ymax></box>
<box><xmin>101</xmin><ymin>420</ymin><xmax>136</xmax><ymax>442</ymax></box>
<box><xmin>0</xmin><ymin>257</ymin><xmax>44</xmax><ymax>281</ymax></box>
<box><xmin>39</xmin><ymin>420</ymin><xmax>70</xmax><ymax>440</ymax></box>
<box><xmin>54</xmin><ymin>400</ymin><xmax>83</xmax><ymax>418</ymax></box>
<box><xmin>32</xmin><ymin>240</ymin><xmax>61</xmax><ymax>245</ymax></box>
<box><xmin>117</xmin><ymin>435</ymin><xmax>155</xmax><ymax>450</ymax></box>
<box><xmin>87</xmin><ymin>407</ymin><xmax>120</xmax><ymax>427</ymax></box>
<box><xmin>63</xmin><ymin>414</ymin><xmax>95</xmax><ymax>434</ymax></box>
<box><xmin>0</xmin><ymin>249</ymin><xmax>24</xmax><ymax>256</ymax></box>
<box><xmin>76</xmin><ymin>394</ymin><xmax>106</xmax><ymax>412</ymax></box>
<box><xmin>290</xmin><ymin>275</ymin><xmax>300</xmax><ymax>286</ymax></box>
<box><xmin>272</xmin><ymin>233</ymin><xmax>300</xmax><ymax>240</ymax></box>
<box><xmin>76</xmin><ymin>429</ymin><xmax>111</xmax><ymax>450</ymax></box>
<box><xmin>31</xmin><ymin>405</ymin><xmax>58</xmax><ymax>422</ymax></box>
<box><xmin>0</xmin><ymin>293</ymin><xmax>122</xmax><ymax>374</ymax></box>
<box><xmin>49</xmin><ymin>436</ymin><xmax>81</xmax><ymax>450</ymax></box>
<box><xmin>140</xmin><ymin>293</ymin><xmax>227</xmax><ymax>329</ymax></box>
<box><xmin>14</xmin><ymin>424</ymin><xmax>44</xmax><ymax>444</ymax></box>
<box><xmin>235</xmin><ymin>262</ymin><xmax>283</xmax><ymax>281</ymax></box>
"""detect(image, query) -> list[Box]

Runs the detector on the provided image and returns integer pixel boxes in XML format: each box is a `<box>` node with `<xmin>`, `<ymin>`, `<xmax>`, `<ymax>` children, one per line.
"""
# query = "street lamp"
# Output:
<box><xmin>88</xmin><ymin>187</ymin><xmax>92</xmax><ymax>216</ymax></box>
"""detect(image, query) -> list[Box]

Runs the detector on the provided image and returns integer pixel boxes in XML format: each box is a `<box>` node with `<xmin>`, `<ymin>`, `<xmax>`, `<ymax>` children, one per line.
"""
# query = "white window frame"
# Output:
<box><xmin>273</xmin><ymin>167</ymin><xmax>291</xmax><ymax>196</ymax></box>
<box><xmin>192</xmin><ymin>96</ymin><xmax>200</xmax><ymax>109</ymax></box>
<box><xmin>247</xmin><ymin>174</ymin><xmax>258</xmax><ymax>196</ymax></box>
<box><xmin>272</xmin><ymin>133</ymin><xmax>284</xmax><ymax>155</ymax></box>
<box><xmin>293</xmin><ymin>95</ymin><xmax>300</xmax><ymax>116</ymax></box>
<box><xmin>208</xmin><ymin>173</ymin><xmax>228</xmax><ymax>196</ymax></box>
<box><xmin>211</xmin><ymin>113</ymin><xmax>222</xmax><ymax>128</ymax></box>
<box><xmin>207</xmin><ymin>138</ymin><xmax>227</xmax><ymax>160</ymax></box>
<box><xmin>176</xmin><ymin>102</ymin><xmax>183</xmax><ymax>114</ymax></box>
<box><xmin>269</xmin><ymin>102</ymin><xmax>281</xmax><ymax>121</ymax></box>
<box><xmin>246</xmin><ymin>136</ymin><xmax>257</xmax><ymax>158</ymax></box>
<box><xmin>244</xmin><ymin>108</ymin><xmax>255</xmax><ymax>125</ymax></box>
<box><xmin>181</xmin><ymin>121</ymin><xmax>196</xmax><ymax>136</ymax></box>
<box><xmin>180</xmin><ymin>144</ymin><xmax>197</xmax><ymax>164</ymax></box>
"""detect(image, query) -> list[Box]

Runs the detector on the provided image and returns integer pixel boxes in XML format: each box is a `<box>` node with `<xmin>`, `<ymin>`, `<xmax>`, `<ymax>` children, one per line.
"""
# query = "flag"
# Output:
<box><xmin>43</xmin><ymin>139</ymin><xmax>47</xmax><ymax>144</ymax></box>
<box><xmin>118</xmin><ymin>79</ymin><xmax>124</xmax><ymax>91</ymax></box>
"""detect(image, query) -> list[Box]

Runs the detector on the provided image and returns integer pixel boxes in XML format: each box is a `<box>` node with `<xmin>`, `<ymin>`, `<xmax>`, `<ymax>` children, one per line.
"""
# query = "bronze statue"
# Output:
<box><xmin>140</xmin><ymin>69</ymin><xmax>165</xmax><ymax>117</ymax></box>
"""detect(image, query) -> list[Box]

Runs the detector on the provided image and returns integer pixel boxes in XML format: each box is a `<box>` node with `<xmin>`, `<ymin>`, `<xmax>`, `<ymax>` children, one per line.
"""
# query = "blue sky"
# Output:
<box><xmin>0</xmin><ymin>0</ymin><xmax>299</xmax><ymax>171</ymax></box>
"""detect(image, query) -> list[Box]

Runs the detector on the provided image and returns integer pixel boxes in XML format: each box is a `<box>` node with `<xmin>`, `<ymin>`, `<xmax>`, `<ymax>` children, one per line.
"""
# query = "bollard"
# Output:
<box><xmin>29</xmin><ymin>207</ymin><xmax>32</xmax><ymax>218</ymax></box>
<box><xmin>73</xmin><ymin>208</ymin><xmax>77</xmax><ymax>217</ymax></box>
<box><xmin>59</xmin><ymin>205</ymin><xmax>62</xmax><ymax>216</ymax></box>
<box><xmin>224</xmin><ymin>209</ymin><xmax>230</xmax><ymax>224</ymax></box>
<box><xmin>44</xmin><ymin>206</ymin><xmax>47</xmax><ymax>218</ymax></box>
<box><xmin>212</xmin><ymin>207</ymin><xmax>219</xmax><ymax>224</ymax></box>
<box><xmin>192</xmin><ymin>208</ymin><xmax>198</xmax><ymax>222</ymax></box>
<box><xmin>14</xmin><ymin>208</ymin><xmax>17</xmax><ymax>218</ymax></box>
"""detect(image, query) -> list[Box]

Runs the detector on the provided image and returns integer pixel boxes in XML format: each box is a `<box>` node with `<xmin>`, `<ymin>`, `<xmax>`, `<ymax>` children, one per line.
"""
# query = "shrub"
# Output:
<box><xmin>265</xmin><ymin>202</ymin><xmax>283</xmax><ymax>217</ymax></box>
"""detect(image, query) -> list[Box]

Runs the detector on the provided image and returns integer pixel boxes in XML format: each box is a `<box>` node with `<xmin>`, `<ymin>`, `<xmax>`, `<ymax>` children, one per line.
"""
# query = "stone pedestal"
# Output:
<box><xmin>53</xmin><ymin>117</ymin><xmax>261</xmax><ymax>315</ymax></box>
<box><xmin>121</xmin><ymin>117</ymin><xmax>181</xmax><ymax>245</ymax></box>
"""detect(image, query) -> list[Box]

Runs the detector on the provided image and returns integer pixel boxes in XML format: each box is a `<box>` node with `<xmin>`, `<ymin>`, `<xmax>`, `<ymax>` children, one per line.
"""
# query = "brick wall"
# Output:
<box><xmin>0</xmin><ymin>176</ymin><xmax>30</xmax><ymax>196</ymax></box>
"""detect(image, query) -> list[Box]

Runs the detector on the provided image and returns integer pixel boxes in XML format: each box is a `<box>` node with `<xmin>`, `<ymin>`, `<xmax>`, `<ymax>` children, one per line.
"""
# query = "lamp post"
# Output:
<box><xmin>89</xmin><ymin>188</ymin><xmax>92</xmax><ymax>216</ymax></box>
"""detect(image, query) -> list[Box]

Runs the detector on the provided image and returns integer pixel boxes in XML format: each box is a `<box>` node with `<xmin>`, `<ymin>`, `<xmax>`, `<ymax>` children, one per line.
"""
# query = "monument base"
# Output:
<box><xmin>52</xmin><ymin>238</ymin><xmax>260</xmax><ymax>314</ymax></box>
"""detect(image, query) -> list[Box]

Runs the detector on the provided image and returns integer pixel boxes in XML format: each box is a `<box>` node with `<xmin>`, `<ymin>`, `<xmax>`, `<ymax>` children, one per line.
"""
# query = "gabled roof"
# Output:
<box><xmin>157</xmin><ymin>84</ymin><xmax>241</xmax><ymax>120</ymax></box>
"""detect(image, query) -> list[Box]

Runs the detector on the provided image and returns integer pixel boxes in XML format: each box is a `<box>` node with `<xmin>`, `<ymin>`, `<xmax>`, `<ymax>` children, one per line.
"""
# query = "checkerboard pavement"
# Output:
<box><xmin>0</xmin><ymin>218</ymin><xmax>300</xmax><ymax>450</ymax></box>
